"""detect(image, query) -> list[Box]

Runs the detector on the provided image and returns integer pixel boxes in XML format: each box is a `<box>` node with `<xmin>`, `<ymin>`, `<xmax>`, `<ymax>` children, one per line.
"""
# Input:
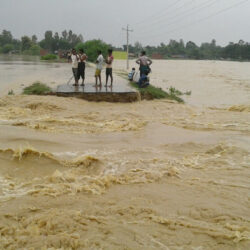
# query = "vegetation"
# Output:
<box><xmin>75</xmin><ymin>40</ymin><xmax>110</xmax><ymax>62</ymax></box>
<box><xmin>116</xmin><ymin>70</ymin><xmax>189</xmax><ymax>102</ymax></box>
<box><xmin>130</xmin><ymin>82</ymin><xmax>186</xmax><ymax>103</ymax></box>
<box><xmin>0</xmin><ymin>29</ymin><xmax>83</xmax><ymax>56</ymax></box>
<box><xmin>22</xmin><ymin>82</ymin><xmax>52</xmax><ymax>95</ymax></box>
<box><xmin>8</xmin><ymin>89</ymin><xmax>14</xmax><ymax>95</ymax></box>
<box><xmin>114</xmin><ymin>39</ymin><xmax>250</xmax><ymax>61</ymax></box>
<box><xmin>169</xmin><ymin>87</ymin><xmax>191</xmax><ymax>96</ymax></box>
<box><xmin>23</xmin><ymin>45</ymin><xmax>41</xmax><ymax>56</ymax></box>
<box><xmin>41</xmin><ymin>54</ymin><xmax>57</xmax><ymax>60</ymax></box>
<box><xmin>113</xmin><ymin>51</ymin><xmax>127</xmax><ymax>60</ymax></box>
<box><xmin>2</xmin><ymin>44</ymin><xmax>14</xmax><ymax>54</ymax></box>
<box><xmin>1</xmin><ymin>29</ymin><xmax>250</xmax><ymax>61</ymax></box>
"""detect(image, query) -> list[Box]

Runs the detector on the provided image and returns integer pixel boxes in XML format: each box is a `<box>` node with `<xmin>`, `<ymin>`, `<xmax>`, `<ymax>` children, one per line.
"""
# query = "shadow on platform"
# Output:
<box><xmin>56</xmin><ymin>84</ymin><xmax>139</xmax><ymax>102</ymax></box>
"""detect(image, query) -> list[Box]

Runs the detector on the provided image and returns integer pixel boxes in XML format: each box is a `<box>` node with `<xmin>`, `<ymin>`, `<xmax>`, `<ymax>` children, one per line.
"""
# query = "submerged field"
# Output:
<box><xmin>0</xmin><ymin>57</ymin><xmax>249</xmax><ymax>249</ymax></box>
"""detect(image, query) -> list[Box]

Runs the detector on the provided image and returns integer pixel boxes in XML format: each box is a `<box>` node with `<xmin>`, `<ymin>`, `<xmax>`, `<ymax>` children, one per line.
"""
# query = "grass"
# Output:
<box><xmin>41</xmin><ymin>54</ymin><xmax>57</xmax><ymax>60</ymax></box>
<box><xmin>113</xmin><ymin>51</ymin><xmax>127</xmax><ymax>60</ymax></box>
<box><xmin>116</xmin><ymin>70</ymin><xmax>188</xmax><ymax>103</ymax></box>
<box><xmin>169</xmin><ymin>87</ymin><xmax>192</xmax><ymax>96</ymax></box>
<box><xmin>22</xmin><ymin>82</ymin><xmax>52</xmax><ymax>95</ymax></box>
<box><xmin>130</xmin><ymin>82</ymin><xmax>184</xmax><ymax>103</ymax></box>
<box><xmin>116</xmin><ymin>70</ymin><xmax>187</xmax><ymax>103</ymax></box>
<box><xmin>8</xmin><ymin>89</ymin><xmax>14</xmax><ymax>95</ymax></box>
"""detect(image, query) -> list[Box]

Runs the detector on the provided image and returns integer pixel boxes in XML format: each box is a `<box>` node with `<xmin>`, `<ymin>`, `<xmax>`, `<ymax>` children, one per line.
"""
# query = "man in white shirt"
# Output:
<box><xmin>71</xmin><ymin>49</ymin><xmax>79</xmax><ymax>86</ymax></box>
<box><xmin>95</xmin><ymin>50</ymin><xmax>104</xmax><ymax>86</ymax></box>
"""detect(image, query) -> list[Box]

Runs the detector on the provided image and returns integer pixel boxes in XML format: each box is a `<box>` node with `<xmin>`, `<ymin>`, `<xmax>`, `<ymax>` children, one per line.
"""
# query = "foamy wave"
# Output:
<box><xmin>228</xmin><ymin>105</ymin><xmax>250</xmax><ymax>112</ymax></box>
<box><xmin>0</xmin><ymin>147</ymin><xmax>99</xmax><ymax>168</ymax></box>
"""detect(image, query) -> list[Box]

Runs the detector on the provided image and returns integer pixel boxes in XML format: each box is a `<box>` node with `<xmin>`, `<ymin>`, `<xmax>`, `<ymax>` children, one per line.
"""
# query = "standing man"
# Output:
<box><xmin>105</xmin><ymin>49</ymin><xmax>114</xmax><ymax>87</ymax></box>
<box><xmin>136</xmin><ymin>51</ymin><xmax>152</xmax><ymax>76</ymax></box>
<box><xmin>95</xmin><ymin>50</ymin><xmax>104</xmax><ymax>86</ymax></box>
<box><xmin>78</xmin><ymin>48</ymin><xmax>87</xmax><ymax>86</ymax></box>
<box><xmin>71</xmin><ymin>48</ymin><xmax>79</xmax><ymax>86</ymax></box>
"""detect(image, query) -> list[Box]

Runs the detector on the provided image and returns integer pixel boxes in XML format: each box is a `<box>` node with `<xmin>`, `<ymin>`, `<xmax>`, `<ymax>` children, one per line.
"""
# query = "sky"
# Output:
<box><xmin>0</xmin><ymin>0</ymin><xmax>250</xmax><ymax>47</ymax></box>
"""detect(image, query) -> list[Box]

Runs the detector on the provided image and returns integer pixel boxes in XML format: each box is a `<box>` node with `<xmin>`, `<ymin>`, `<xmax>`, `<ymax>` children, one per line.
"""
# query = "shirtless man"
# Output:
<box><xmin>136</xmin><ymin>51</ymin><xmax>152</xmax><ymax>76</ymax></box>
<box><xmin>105</xmin><ymin>49</ymin><xmax>114</xmax><ymax>87</ymax></box>
<box><xmin>77</xmin><ymin>49</ymin><xmax>87</xmax><ymax>86</ymax></box>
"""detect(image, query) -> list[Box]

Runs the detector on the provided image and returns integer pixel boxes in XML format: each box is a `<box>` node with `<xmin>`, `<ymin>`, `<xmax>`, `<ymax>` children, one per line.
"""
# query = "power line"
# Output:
<box><xmin>134</xmin><ymin>0</ymin><xmax>182</xmax><ymax>26</ymax></box>
<box><xmin>135</xmin><ymin>0</ymin><xmax>219</xmax><ymax>36</ymax></box>
<box><xmin>135</xmin><ymin>0</ymin><xmax>197</xmax><ymax>28</ymax></box>
<box><xmin>122</xmin><ymin>25</ymin><xmax>133</xmax><ymax>69</ymax></box>
<box><xmin>136</xmin><ymin>0</ymin><xmax>249</xmax><ymax>42</ymax></box>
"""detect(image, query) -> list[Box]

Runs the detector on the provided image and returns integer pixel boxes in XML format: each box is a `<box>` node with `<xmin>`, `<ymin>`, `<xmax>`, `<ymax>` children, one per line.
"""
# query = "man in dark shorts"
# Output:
<box><xmin>105</xmin><ymin>49</ymin><xmax>114</xmax><ymax>87</ymax></box>
<box><xmin>136</xmin><ymin>51</ymin><xmax>152</xmax><ymax>76</ymax></box>
<box><xmin>77</xmin><ymin>49</ymin><xmax>87</xmax><ymax>86</ymax></box>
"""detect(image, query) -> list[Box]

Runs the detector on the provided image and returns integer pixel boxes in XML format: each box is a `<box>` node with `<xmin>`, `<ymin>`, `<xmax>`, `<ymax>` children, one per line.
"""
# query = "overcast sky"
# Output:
<box><xmin>0</xmin><ymin>0</ymin><xmax>249</xmax><ymax>47</ymax></box>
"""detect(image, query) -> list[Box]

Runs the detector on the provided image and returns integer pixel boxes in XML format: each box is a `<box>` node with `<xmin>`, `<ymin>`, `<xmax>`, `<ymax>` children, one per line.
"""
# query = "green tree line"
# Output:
<box><xmin>118</xmin><ymin>39</ymin><xmax>250</xmax><ymax>61</ymax></box>
<box><xmin>0</xmin><ymin>29</ymin><xmax>84</xmax><ymax>55</ymax></box>
<box><xmin>1</xmin><ymin>29</ymin><xmax>250</xmax><ymax>61</ymax></box>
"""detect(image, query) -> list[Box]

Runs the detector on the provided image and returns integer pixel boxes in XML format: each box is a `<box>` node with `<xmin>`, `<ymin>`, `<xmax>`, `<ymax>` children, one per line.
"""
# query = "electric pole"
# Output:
<box><xmin>122</xmin><ymin>24</ymin><xmax>133</xmax><ymax>70</ymax></box>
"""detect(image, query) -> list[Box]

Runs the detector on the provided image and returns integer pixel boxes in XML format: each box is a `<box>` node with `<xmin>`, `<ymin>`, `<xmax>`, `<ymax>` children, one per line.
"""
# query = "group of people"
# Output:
<box><xmin>70</xmin><ymin>48</ymin><xmax>152</xmax><ymax>88</ymax></box>
<box><xmin>70</xmin><ymin>48</ymin><xmax>114</xmax><ymax>87</ymax></box>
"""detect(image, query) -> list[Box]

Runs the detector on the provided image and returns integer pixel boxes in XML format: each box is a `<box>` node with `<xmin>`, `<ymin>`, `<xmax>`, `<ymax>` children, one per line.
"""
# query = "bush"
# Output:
<box><xmin>2</xmin><ymin>44</ymin><xmax>14</xmax><ymax>54</ymax></box>
<box><xmin>23</xmin><ymin>45</ymin><xmax>41</xmax><ymax>55</ymax></box>
<box><xmin>129</xmin><ymin>82</ymin><xmax>185</xmax><ymax>102</ymax></box>
<box><xmin>8</xmin><ymin>89</ymin><xmax>14</xmax><ymax>95</ymax></box>
<box><xmin>23</xmin><ymin>82</ymin><xmax>52</xmax><ymax>95</ymax></box>
<box><xmin>41</xmin><ymin>54</ymin><xmax>57</xmax><ymax>60</ymax></box>
<box><xmin>75</xmin><ymin>42</ymin><xmax>84</xmax><ymax>51</ymax></box>
<box><xmin>75</xmin><ymin>40</ymin><xmax>110</xmax><ymax>62</ymax></box>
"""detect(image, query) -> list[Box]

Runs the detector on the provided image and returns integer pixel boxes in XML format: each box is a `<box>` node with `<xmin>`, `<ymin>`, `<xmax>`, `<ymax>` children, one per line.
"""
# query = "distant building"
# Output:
<box><xmin>151</xmin><ymin>53</ymin><xmax>164</xmax><ymax>59</ymax></box>
<box><xmin>171</xmin><ymin>55</ymin><xmax>187</xmax><ymax>59</ymax></box>
<box><xmin>128</xmin><ymin>53</ymin><xmax>136</xmax><ymax>58</ymax></box>
<box><xmin>40</xmin><ymin>49</ymin><xmax>49</xmax><ymax>56</ymax></box>
<box><xmin>58</xmin><ymin>50</ymin><xmax>68</xmax><ymax>58</ymax></box>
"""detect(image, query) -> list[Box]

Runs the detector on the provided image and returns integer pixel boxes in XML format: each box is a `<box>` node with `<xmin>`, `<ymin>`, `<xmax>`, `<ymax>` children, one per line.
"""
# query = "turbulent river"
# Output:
<box><xmin>0</xmin><ymin>56</ymin><xmax>249</xmax><ymax>249</ymax></box>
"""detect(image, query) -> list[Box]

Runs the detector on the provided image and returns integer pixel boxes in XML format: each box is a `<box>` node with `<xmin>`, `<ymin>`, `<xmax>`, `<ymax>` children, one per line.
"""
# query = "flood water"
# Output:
<box><xmin>0</xmin><ymin>55</ymin><xmax>249</xmax><ymax>249</ymax></box>
<box><xmin>114</xmin><ymin>59</ymin><xmax>250</xmax><ymax>107</ymax></box>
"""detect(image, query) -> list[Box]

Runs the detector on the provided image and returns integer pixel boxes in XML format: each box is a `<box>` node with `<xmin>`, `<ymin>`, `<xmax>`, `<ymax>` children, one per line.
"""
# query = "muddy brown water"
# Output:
<box><xmin>0</xmin><ymin>56</ymin><xmax>249</xmax><ymax>249</ymax></box>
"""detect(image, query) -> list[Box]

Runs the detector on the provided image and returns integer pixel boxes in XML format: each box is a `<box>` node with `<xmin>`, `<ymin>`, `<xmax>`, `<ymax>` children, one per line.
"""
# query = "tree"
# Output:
<box><xmin>186</xmin><ymin>41</ymin><xmax>198</xmax><ymax>50</ymax></box>
<box><xmin>134</xmin><ymin>41</ymin><xmax>143</xmax><ymax>55</ymax></box>
<box><xmin>157</xmin><ymin>43</ymin><xmax>168</xmax><ymax>57</ymax></box>
<box><xmin>58</xmin><ymin>39</ymin><xmax>71</xmax><ymax>50</ymax></box>
<box><xmin>62</xmin><ymin>30</ymin><xmax>68</xmax><ymax>40</ymax></box>
<box><xmin>80</xmin><ymin>40</ymin><xmax>110</xmax><ymax>62</ymax></box>
<box><xmin>75</xmin><ymin>42</ymin><xmax>84</xmax><ymax>51</ymax></box>
<box><xmin>186</xmin><ymin>41</ymin><xmax>201</xmax><ymax>59</ymax></box>
<box><xmin>21</xmin><ymin>36</ymin><xmax>32</xmax><ymax>51</ymax></box>
<box><xmin>29</xmin><ymin>44</ymin><xmax>41</xmax><ymax>55</ymax></box>
<box><xmin>53</xmin><ymin>32</ymin><xmax>60</xmax><ymax>51</ymax></box>
<box><xmin>2</xmin><ymin>44</ymin><xmax>14</xmax><ymax>53</ymax></box>
<box><xmin>12</xmin><ymin>39</ymin><xmax>21</xmax><ymax>51</ymax></box>
<box><xmin>44</xmin><ymin>30</ymin><xmax>53</xmax><ymax>51</ymax></box>
<box><xmin>31</xmin><ymin>35</ymin><xmax>37</xmax><ymax>44</ymax></box>
<box><xmin>0</xmin><ymin>30</ymin><xmax>13</xmax><ymax>46</ymax></box>
<box><xmin>168</xmin><ymin>39</ymin><xmax>185</xmax><ymax>55</ymax></box>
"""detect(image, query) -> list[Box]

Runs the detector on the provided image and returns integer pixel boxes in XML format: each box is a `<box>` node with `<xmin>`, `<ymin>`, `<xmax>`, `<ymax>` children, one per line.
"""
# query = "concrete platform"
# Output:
<box><xmin>56</xmin><ymin>84</ymin><xmax>139</xmax><ymax>102</ymax></box>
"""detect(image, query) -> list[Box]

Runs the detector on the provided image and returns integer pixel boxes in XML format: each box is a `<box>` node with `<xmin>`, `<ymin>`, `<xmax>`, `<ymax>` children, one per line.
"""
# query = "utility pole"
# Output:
<box><xmin>122</xmin><ymin>24</ymin><xmax>133</xmax><ymax>70</ymax></box>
